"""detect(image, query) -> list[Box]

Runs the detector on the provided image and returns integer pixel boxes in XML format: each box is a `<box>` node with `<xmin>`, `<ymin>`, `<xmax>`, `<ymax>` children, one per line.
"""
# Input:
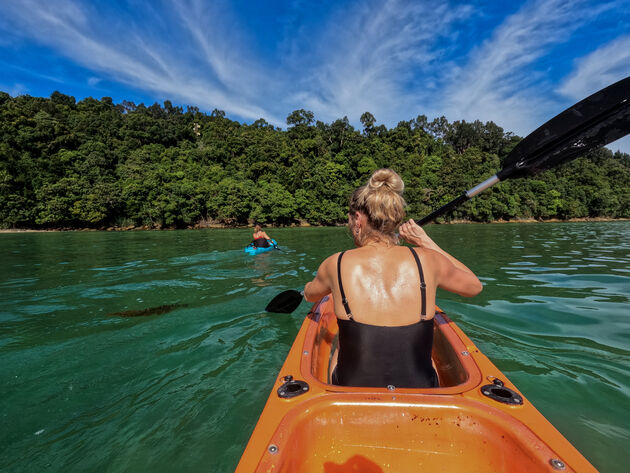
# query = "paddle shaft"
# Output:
<box><xmin>416</xmin><ymin>175</ymin><xmax>500</xmax><ymax>226</ymax></box>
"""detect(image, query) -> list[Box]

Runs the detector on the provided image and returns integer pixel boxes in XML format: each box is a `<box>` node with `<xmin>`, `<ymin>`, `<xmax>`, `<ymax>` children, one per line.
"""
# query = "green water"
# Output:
<box><xmin>1</xmin><ymin>223</ymin><xmax>629</xmax><ymax>473</ymax></box>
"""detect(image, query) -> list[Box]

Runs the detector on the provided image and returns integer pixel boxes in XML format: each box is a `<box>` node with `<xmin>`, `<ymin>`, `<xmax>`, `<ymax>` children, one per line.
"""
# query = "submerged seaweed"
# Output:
<box><xmin>107</xmin><ymin>303</ymin><xmax>188</xmax><ymax>317</ymax></box>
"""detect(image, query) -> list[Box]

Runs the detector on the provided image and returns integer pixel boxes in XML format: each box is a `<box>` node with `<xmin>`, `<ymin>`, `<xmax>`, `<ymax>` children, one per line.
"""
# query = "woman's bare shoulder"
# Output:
<box><xmin>408</xmin><ymin>246</ymin><xmax>447</xmax><ymax>267</ymax></box>
<box><xmin>308</xmin><ymin>251</ymin><xmax>338</xmax><ymax>274</ymax></box>
<box><xmin>322</xmin><ymin>251</ymin><xmax>342</xmax><ymax>265</ymax></box>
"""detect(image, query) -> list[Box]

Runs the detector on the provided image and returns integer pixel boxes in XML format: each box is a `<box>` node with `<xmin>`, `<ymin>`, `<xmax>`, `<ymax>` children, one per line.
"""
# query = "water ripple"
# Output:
<box><xmin>1</xmin><ymin>223</ymin><xmax>628</xmax><ymax>473</ymax></box>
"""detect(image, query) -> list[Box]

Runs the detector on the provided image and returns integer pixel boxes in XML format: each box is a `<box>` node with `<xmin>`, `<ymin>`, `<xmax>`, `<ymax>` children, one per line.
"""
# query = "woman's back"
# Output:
<box><xmin>333</xmin><ymin>245</ymin><xmax>435</xmax><ymax>326</ymax></box>
<box><xmin>253</xmin><ymin>231</ymin><xmax>266</xmax><ymax>239</ymax></box>
<box><xmin>332</xmin><ymin>245</ymin><xmax>437</xmax><ymax>325</ymax></box>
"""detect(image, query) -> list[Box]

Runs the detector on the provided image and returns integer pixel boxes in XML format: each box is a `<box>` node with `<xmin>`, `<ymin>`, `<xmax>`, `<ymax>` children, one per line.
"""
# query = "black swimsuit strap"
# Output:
<box><xmin>337</xmin><ymin>251</ymin><xmax>353</xmax><ymax>319</ymax></box>
<box><xmin>337</xmin><ymin>248</ymin><xmax>427</xmax><ymax>319</ymax></box>
<box><xmin>408</xmin><ymin>247</ymin><xmax>427</xmax><ymax>317</ymax></box>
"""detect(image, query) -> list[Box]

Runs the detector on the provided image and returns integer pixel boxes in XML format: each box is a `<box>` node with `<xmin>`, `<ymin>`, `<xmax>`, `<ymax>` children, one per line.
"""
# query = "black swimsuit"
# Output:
<box><xmin>252</xmin><ymin>237</ymin><xmax>270</xmax><ymax>248</ymax></box>
<box><xmin>332</xmin><ymin>248</ymin><xmax>438</xmax><ymax>388</ymax></box>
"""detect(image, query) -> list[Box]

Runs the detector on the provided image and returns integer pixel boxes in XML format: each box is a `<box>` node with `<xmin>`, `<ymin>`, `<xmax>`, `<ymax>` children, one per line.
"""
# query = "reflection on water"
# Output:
<box><xmin>0</xmin><ymin>223</ymin><xmax>628</xmax><ymax>473</ymax></box>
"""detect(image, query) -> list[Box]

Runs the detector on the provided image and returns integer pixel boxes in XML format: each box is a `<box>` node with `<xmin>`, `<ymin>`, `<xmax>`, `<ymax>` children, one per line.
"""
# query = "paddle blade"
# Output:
<box><xmin>265</xmin><ymin>290</ymin><xmax>303</xmax><ymax>313</ymax></box>
<box><xmin>499</xmin><ymin>76</ymin><xmax>630</xmax><ymax>180</ymax></box>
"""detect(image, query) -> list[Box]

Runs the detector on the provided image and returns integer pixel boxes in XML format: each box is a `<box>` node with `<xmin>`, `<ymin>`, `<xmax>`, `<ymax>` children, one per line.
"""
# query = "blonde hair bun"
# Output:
<box><xmin>367</xmin><ymin>168</ymin><xmax>404</xmax><ymax>195</ymax></box>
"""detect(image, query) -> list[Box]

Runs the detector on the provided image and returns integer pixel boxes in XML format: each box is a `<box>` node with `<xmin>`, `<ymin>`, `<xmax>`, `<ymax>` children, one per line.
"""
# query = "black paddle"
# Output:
<box><xmin>265</xmin><ymin>290</ymin><xmax>303</xmax><ymax>313</ymax></box>
<box><xmin>416</xmin><ymin>75</ymin><xmax>630</xmax><ymax>226</ymax></box>
<box><xmin>265</xmin><ymin>76</ymin><xmax>630</xmax><ymax>313</ymax></box>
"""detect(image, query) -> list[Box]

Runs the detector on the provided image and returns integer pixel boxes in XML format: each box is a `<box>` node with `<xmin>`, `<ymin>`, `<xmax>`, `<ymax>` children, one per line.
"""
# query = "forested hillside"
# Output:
<box><xmin>1</xmin><ymin>91</ymin><xmax>628</xmax><ymax>229</ymax></box>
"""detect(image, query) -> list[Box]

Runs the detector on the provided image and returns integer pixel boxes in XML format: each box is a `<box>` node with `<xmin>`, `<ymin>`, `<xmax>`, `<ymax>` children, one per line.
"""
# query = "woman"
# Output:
<box><xmin>303</xmin><ymin>169</ymin><xmax>482</xmax><ymax>388</ymax></box>
<box><xmin>252</xmin><ymin>224</ymin><xmax>273</xmax><ymax>248</ymax></box>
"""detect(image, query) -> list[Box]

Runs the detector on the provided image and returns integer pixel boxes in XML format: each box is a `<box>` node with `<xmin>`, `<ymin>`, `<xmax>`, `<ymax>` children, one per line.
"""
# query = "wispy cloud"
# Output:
<box><xmin>438</xmin><ymin>0</ymin><xmax>608</xmax><ymax>134</ymax></box>
<box><xmin>558</xmin><ymin>34</ymin><xmax>630</xmax><ymax>99</ymax></box>
<box><xmin>284</xmin><ymin>0</ymin><xmax>475</xmax><ymax>125</ymax></box>
<box><xmin>170</xmin><ymin>0</ymin><xmax>273</xmax><ymax>97</ymax></box>
<box><xmin>87</xmin><ymin>77</ymin><xmax>102</xmax><ymax>87</ymax></box>
<box><xmin>1</xmin><ymin>0</ymin><xmax>278</xmax><ymax>122</ymax></box>
<box><xmin>2</xmin><ymin>82</ymin><xmax>28</xmax><ymax>96</ymax></box>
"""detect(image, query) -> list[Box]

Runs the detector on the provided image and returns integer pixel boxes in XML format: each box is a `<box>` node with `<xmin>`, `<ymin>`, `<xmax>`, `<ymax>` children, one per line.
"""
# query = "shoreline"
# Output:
<box><xmin>1</xmin><ymin>217</ymin><xmax>628</xmax><ymax>233</ymax></box>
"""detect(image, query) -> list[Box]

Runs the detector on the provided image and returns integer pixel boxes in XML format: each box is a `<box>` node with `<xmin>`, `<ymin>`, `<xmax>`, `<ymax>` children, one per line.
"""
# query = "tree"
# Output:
<box><xmin>250</xmin><ymin>181</ymin><xmax>297</xmax><ymax>224</ymax></box>
<box><xmin>360</xmin><ymin>112</ymin><xmax>376</xmax><ymax>135</ymax></box>
<box><xmin>286</xmin><ymin>109</ymin><xmax>315</xmax><ymax>127</ymax></box>
<box><xmin>50</xmin><ymin>91</ymin><xmax>76</xmax><ymax>107</ymax></box>
<box><xmin>0</xmin><ymin>88</ymin><xmax>628</xmax><ymax>228</ymax></box>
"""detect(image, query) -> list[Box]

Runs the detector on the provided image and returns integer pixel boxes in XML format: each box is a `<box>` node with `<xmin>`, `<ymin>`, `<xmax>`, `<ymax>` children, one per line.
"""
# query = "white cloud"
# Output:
<box><xmin>438</xmin><ymin>0</ymin><xmax>596</xmax><ymax>134</ymax></box>
<box><xmin>558</xmin><ymin>35</ymin><xmax>630</xmax><ymax>100</ymax></box>
<box><xmin>281</xmin><ymin>0</ymin><xmax>475</xmax><ymax>125</ymax></box>
<box><xmin>431</xmin><ymin>0</ymin><xmax>630</xmax><ymax>152</ymax></box>
<box><xmin>87</xmin><ymin>77</ymin><xmax>102</xmax><ymax>87</ymax></box>
<box><xmin>170</xmin><ymin>0</ymin><xmax>274</xmax><ymax>98</ymax></box>
<box><xmin>7</xmin><ymin>83</ymin><xmax>29</xmax><ymax>96</ymax></box>
<box><xmin>558</xmin><ymin>33</ymin><xmax>630</xmax><ymax>154</ymax></box>
<box><xmin>1</xmin><ymin>0</ymin><xmax>280</xmax><ymax>122</ymax></box>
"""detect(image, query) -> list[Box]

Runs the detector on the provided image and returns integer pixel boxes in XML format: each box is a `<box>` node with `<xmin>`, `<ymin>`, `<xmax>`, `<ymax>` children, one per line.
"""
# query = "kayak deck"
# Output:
<box><xmin>235</xmin><ymin>296</ymin><xmax>597</xmax><ymax>472</ymax></box>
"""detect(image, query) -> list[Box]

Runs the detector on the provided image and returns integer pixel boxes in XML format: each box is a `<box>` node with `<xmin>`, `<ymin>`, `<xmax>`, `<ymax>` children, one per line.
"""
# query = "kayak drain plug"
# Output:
<box><xmin>480</xmin><ymin>378</ymin><xmax>523</xmax><ymax>405</ymax></box>
<box><xmin>277</xmin><ymin>378</ymin><xmax>309</xmax><ymax>399</ymax></box>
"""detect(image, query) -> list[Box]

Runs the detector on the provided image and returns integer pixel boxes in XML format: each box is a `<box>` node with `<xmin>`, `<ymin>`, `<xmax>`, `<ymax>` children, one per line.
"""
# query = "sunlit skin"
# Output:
<box><xmin>253</xmin><ymin>230</ymin><xmax>271</xmax><ymax>240</ymax></box>
<box><xmin>304</xmin><ymin>213</ymin><xmax>482</xmax><ymax>326</ymax></box>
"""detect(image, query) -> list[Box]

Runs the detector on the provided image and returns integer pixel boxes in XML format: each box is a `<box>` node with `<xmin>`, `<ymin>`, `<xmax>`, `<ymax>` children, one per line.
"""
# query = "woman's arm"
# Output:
<box><xmin>303</xmin><ymin>255</ymin><xmax>335</xmax><ymax>302</ymax></box>
<box><xmin>432</xmin><ymin>251</ymin><xmax>483</xmax><ymax>297</ymax></box>
<box><xmin>399</xmin><ymin>219</ymin><xmax>482</xmax><ymax>297</ymax></box>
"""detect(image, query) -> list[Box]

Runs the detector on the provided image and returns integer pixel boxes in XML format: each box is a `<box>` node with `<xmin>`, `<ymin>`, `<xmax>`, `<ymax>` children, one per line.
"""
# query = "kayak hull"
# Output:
<box><xmin>235</xmin><ymin>296</ymin><xmax>598</xmax><ymax>472</ymax></box>
<box><xmin>244</xmin><ymin>239</ymin><xmax>277</xmax><ymax>255</ymax></box>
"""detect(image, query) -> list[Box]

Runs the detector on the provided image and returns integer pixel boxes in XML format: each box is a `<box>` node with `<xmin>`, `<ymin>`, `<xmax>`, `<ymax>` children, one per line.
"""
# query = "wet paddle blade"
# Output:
<box><xmin>265</xmin><ymin>290</ymin><xmax>303</xmax><ymax>313</ymax></box>
<box><xmin>498</xmin><ymin>75</ymin><xmax>630</xmax><ymax>180</ymax></box>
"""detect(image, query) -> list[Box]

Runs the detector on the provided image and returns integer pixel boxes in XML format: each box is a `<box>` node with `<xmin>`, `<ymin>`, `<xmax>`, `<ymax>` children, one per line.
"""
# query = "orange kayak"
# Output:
<box><xmin>235</xmin><ymin>296</ymin><xmax>598</xmax><ymax>473</ymax></box>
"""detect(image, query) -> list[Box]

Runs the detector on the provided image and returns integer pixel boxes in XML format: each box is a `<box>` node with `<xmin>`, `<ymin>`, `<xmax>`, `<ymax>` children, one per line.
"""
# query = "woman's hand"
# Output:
<box><xmin>399</xmin><ymin>219</ymin><xmax>435</xmax><ymax>248</ymax></box>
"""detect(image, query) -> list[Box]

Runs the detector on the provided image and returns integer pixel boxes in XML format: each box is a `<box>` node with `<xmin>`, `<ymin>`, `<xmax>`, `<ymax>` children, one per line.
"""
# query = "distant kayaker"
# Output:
<box><xmin>252</xmin><ymin>224</ymin><xmax>273</xmax><ymax>248</ymax></box>
<box><xmin>303</xmin><ymin>168</ymin><xmax>482</xmax><ymax>388</ymax></box>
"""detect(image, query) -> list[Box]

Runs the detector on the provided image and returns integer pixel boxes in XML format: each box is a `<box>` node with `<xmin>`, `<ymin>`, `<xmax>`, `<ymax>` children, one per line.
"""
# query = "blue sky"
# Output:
<box><xmin>1</xmin><ymin>0</ymin><xmax>630</xmax><ymax>152</ymax></box>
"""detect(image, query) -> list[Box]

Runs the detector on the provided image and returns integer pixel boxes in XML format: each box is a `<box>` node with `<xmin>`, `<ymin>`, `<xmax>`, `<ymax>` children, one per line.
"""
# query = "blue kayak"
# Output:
<box><xmin>244</xmin><ymin>239</ymin><xmax>277</xmax><ymax>255</ymax></box>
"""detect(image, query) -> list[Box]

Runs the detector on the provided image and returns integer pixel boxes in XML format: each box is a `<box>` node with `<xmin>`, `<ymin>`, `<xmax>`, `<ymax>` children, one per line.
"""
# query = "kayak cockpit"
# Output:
<box><xmin>235</xmin><ymin>295</ymin><xmax>597</xmax><ymax>473</ymax></box>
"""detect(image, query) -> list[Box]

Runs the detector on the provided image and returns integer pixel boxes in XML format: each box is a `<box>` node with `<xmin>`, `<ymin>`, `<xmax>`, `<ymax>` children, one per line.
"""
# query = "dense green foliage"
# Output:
<box><xmin>1</xmin><ymin>91</ymin><xmax>629</xmax><ymax>229</ymax></box>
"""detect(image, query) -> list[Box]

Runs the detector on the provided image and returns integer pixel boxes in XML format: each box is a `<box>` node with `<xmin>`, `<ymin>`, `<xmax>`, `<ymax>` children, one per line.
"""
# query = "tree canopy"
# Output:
<box><xmin>0</xmin><ymin>91</ymin><xmax>628</xmax><ymax>229</ymax></box>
